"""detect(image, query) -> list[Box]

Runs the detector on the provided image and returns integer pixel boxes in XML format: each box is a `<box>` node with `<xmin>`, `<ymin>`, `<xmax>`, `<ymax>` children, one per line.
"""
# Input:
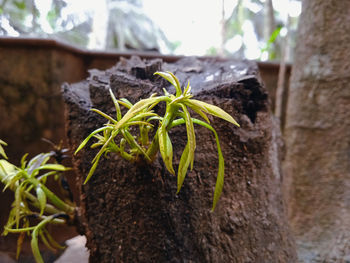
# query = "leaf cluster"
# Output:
<box><xmin>0</xmin><ymin>143</ymin><xmax>74</xmax><ymax>263</ymax></box>
<box><xmin>76</xmin><ymin>71</ymin><xmax>239</xmax><ymax>210</ymax></box>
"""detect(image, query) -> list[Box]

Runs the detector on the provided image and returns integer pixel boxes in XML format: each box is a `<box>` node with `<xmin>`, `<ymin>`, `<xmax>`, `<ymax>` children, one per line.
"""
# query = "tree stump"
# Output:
<box><xmin>62</xmin><ymin>56</ymin><xmax>296</xmax><ymax>262</ymax></box>
<box><xmin>284</xmin><ymin>1</ymin><xmax>350</xmax><ymax>261</ymax></box>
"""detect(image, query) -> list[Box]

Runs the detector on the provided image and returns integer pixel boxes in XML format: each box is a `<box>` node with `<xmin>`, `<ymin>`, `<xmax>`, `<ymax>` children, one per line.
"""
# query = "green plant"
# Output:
<box><xmin>0</xmin><ymin>142</ymin><xmax>75</xmax><ymax>263</ymax></box>
<box><xmin>76</xmin><ymin>71</ymin><xmax>239</xmax><ymax>210</ymax></box>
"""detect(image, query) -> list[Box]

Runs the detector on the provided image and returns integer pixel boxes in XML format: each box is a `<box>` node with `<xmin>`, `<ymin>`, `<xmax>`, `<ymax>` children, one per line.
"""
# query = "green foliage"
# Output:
<box><xmin>0</xmin><ymin>143</ymin><xmax>75</xmax><ymax>263</ymax></box>
<box><xmin>0</xmin><ymin>139</ymin><xmax>8</xmax><ymax>159</ymax></box>
<box><xmin>260</xmin><ymin>26</ymin><xmax>282</xmax><ymax>60</ymax></box>
<box><xmin>76</xmin><ymin>71</ymin><xmax>240</xmax><ymax>210</ymax></box>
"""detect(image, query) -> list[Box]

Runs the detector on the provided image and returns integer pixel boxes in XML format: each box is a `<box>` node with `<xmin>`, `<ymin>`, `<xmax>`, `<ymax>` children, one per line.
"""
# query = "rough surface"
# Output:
<box><xmin>284</xmin><ymin>1</ymin><xmax>350</xmax><ymax>262</ymax></box>
<box><xmin>63</xmin><ymin>56</ymin><xmax>296</xmax><ymax>262</ymax></box>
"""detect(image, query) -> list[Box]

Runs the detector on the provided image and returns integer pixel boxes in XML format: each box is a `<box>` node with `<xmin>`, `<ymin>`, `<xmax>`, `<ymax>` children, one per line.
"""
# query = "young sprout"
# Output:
<box><xmin>76</xmin><ymin>71</ymin><xmax>239</xmax><ymax>210</ymax></box>
<box><xmin>0</xmin><ymin>141</ymin><xmax>75</xmax><ymax>263</ymax></box>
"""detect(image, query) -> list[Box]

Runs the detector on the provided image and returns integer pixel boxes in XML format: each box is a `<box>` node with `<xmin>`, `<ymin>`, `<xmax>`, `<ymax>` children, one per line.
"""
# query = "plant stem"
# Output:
<box><xmin>31</xmin><ymin>215</ymin><xmax>57</xmax><ymax>263</ymax></box>
<box><xmin>28</xmin><ymin>178</ymin><xmax>75</xmax><ymax>214</ymax></box>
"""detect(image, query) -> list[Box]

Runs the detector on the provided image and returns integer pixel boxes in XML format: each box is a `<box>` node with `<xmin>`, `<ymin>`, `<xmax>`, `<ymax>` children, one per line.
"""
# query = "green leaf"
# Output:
<box><xmin>177</xmin><ymin>142</ymin><xmax>191</xmax><ymax>193</ymax></box>
<box><xmin>180</xmin><ymin>104</ymin><xmax>196</xmax><ymax>170</ymax></box>
<box><xmin>158</xmin><ymin>129</ymin><xmax>175</xmax><ymax>175</ymax></box>
<box><xmin>212</xmin><ymin>147</ymin><xmax>224</xmax><ymax>211</ymax></box>
<box><xmin>187</xmin><ymin>99</ymin><xmax>240</xmax><ymax>127</ymax></box>
<box><xmin>168</xmin><ymin>117</ymin><xmax>226</xmax><ymax>210</ymax></box>
<box><xmin>109</xmin><ymin>89</ymin><xmax>122</xmax><ymax>121</ymax></box>
<box><xmin>0</xmin><ymin>159</ymin><xmax>17</xmax><ymax>179</ymax></box>
<box><xmin>14</xmin><ymin>1</ymin><xmax>26</xmax><ymax>10</ymax></box>
<box><xmin>33</xmin><ymin>164</ymin><xmax>70</xmax><ymax>173</ymax></box>
<box><xmin>0</xmin><ymin>139</ymin><xmax>8</xmax><ymax>159</ymax></box>
<box><xmin>20</xmin><ymin>153</ymin><xmax>29</xmax><ymax>169</ymax></box>
<box><xmin>75</xmin><ymin>126</ymin><xmax>112</xmax><ymax>154</ymax></box>
<box><xmin>154</xmin><ymin>71</ymin><xmax>182</xmax><ymax>97</ymax></box>
<box><xmin>39</xmin><ymin>230</ymin><xmax>56</xmax><ymax>252</ymax></box>
<box><xmin>36</xmin><ymin>186</ymin><xmax>46</xmax><ymax>216</ymax></box>
<box><xmin>186</xmin><ymin>102</ymin><xmax>210</xmax><ymax>123</ymax></box>
<box><xmin>122</xmin><ymin>129</ymin><xmax>151</xmax><ymax>162</ymax></box>
<box><xmin>42</xmin><ymin>228</ymin><xmax>65</xmax><ymax>250</ymax></box>
<box><xmin>31</xmin><ymin>226</ymin><xmax>44</xmax><ymax>263</ymax></box>
<box><xmin>91</xmin><ymin>129</ymin><xmax>119</xmax><ymax>163</ymax></box>
<box><xmin>129</xmin><ymin>112</ymin><xmax>158</xmax><ymax>122</ymax></box>
<box><xmin>184</xmin><ymin>80</ymin><xmax>191</xmax><ymax>95</ymax></box>
<box><xmin>84</xmin><ymin>154</ymin><xmax>101</xmax><ymax>184</ymax></box>
<box><xmin>37</xmin><ymin>171</ymin><xmax>58</xmax><ymax>182</ymax></box>
<box><xmin>116</xmin><ymin>96</ymin><xmax>168</xmax><ymax>130</ymax></box>
<box><xmin>91</xmin><ymin>108</ymin><xmax>118</xmax><ymax>124</ymax></box>
<box><xmin>15</xmin><ymin>186</ymin><xmax>21</xmax><ymax>228</ymax></box>
<box><xmin>118</xmin><ymin>98</ymin><xmax>132</xmax><ymax>109</ymax></box>
<box><xmin>189</xmin><ymin>119</ymin><xmax>225</xmax><ymax>211</ymax></box>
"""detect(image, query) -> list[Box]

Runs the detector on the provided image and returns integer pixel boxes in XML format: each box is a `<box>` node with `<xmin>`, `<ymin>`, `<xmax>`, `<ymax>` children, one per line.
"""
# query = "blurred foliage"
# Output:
<box><xmin>0</xmin><ymin>0</ymin><xmax>90</xmax><ymax>46</ymax></box>
<box><xmin>0</xmin><ymin>0</ymin><xmax>300</xmax><ymax>60</ymax></box>
<box><xmin>105</xmin><ymin>0</ymin><xmax>172</xmax><ymax>52</ymax></box>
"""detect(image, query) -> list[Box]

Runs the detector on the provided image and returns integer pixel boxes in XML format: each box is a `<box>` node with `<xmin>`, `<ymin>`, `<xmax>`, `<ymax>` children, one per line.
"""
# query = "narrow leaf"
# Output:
<box><xmin>122</xmin><ymin>129</ymin><xmax>151</xmax><ymax>162</ymax></box>
<box><xmin>91</xmin><ymin>129</ymin><xmax>119</xmax><ymax>164</ymax></box>
<box><xmin>189</xmin><ymin>118</ymin><xmax>225</xmax><ymax>211</ymax></box>
<box><xmin>180</xmin><ymin>104</ymin><xmax>196</xmax><ymax>170</ymax></box>
<box><xmin>118</xmin><ymin>98</ymin><xmax>133</xmax><ymax>109</ymax></box>
<box><xmin>169</xmin><ymin>117</ymin><xmax>227</xmax><ymax>210</ymax></box>
<box><xmin>154</xmin><ymin>71</ymin><xmax>182</xmax><ymax>97</ymax></box>
<box><xmin>0</xmin><ymin>139</ymin><xmax>8</xmax><ymax>159</ymax></box>
<box><xmin>188</xmin><ymin>99</ymin><xmax>240</xmax><ymax>126</ymax></box>
<box><xmin>184</xmin><ymin>80</ymin><xmax>191</xmax><ymax>95</ymax></box>
<box><xmin>84</xmin><ymin>154</ymin><xmax>101</xmax><ymax>184</ymax></box>
<box><xmin>15</xmin><ymin>186</ymin><xmax>21</xmax><ymax>228</ymax></box>
<box><xmin>109</xmin><ymin>89</ymin><xmax>122</xmax><ymax>121</ymax></box>
<box><xmin>31</xmin><ymin>228</ymin><xmax>44</xmax><ymax>263</ymax></box>
<box><xmin>177</xmin><ymin>142</ymin><xmax>191</xmax><ymax>193</ymax></box>
<box><xmin>0</xmin><ymin>159</ymin><xmax>17</xmax><ymax>179</ymax></box>
<box><xmin>33</xmin><ymin>164</ymin><xmax>70</xmax><ymax>173</ymax></box>
<box><xmin>36</xmin><ymin>186</ymin><xmax>46</xmax><ymax>216</ymax></box>
<box><xmin>116</xmin><ymin>96</ymin><xmax>168</xmax><ymax>130</ymax></box>
<box><xmin>167</xmin><ymin>71</ymin><xmax>182</xmax><ymax>96</ymax></box>
<box><xmin>212</xmin><ymin>145</ymin><xmax>224</xmax><ymax>211</ymax></box>
<box><xmin>39</xmin><ymin>230</ymin><xmax>57</xmax><ymax>252</ymax></box>
<box><xmin>43</xmin><ymin>228</ymin><xmax>65</xmax><ymax>250</ymax></box>
<box><xmin>75</xmin><ymin>126</ymin><xmax>112</xmax><ymax>154</ymax></box>
<box><xmin>20</xmin><ymin>153</ymin><xmax>29</xmax><ymax>169</ymax></box>
<box><xmin>158</xmin><ymin>129</ymin><xmax>175</xmax><ymax>175</ymax></box>
<box><xmin>188</xmin><ymin>104</ymin><xmax>210</xmax><ymax>123</ymax></box>
<box><xmin>91</xmin><ymin>108</ymin><xmax>118</xmax><ymax>124</ymax></box>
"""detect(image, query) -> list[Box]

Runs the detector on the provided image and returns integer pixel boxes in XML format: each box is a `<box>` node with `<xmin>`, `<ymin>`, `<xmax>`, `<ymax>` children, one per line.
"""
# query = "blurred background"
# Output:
<box><xmin>0</xmin><ymin>0</ymin><xmax>301</xmax><ymax>62</ymax></box>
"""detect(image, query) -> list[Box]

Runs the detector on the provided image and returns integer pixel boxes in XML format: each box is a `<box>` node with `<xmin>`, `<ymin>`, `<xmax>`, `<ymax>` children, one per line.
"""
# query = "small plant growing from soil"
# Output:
<box><xmin>0</xmin><ymin>71</ymin><xmax>239</xmax><ymax>263</ymax></box>
<box><xmin>76</xmin><ymin>71</ymin><xmax>239</xmax><ymax>210</ymax></box>
<box><xmin>0</xmin><ymin>140</ymin><xmax>75</xmax><ymax>263</ymax></box>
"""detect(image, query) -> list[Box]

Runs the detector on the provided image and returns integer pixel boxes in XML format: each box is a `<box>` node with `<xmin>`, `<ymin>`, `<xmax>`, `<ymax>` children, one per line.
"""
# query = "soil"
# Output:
<box><xmin>63</xmin><ymin>56</ymin><xmax>296</xmax><ymax>262</ymax></box>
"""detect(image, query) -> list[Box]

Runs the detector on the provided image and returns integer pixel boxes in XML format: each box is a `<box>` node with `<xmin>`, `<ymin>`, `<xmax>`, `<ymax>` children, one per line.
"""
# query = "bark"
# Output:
<box><xmin>264</xmin><ymin>0</ymin><xmax>276</xmax><ymax>43</ymax></box>
<box><xmin>275</xmin><ymin>15</ymin><xmax>291</xmax><ymax>130</ymax></box>
<box><xmin>284</xmin><ymin>0</ymin><xmax>350</xmax><ymax>261</ymax></box>
<box><xmin>63</xmin><ymin>56</ymin><xmax>296</xmax><ymax>262</ymax></box>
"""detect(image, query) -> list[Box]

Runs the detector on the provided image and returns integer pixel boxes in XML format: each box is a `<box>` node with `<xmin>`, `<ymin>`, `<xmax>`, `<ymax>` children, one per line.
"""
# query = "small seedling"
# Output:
<box><xmin>0</xmin><ymin>142</ymin><xmax>74</xmax><ymax>263</ymax></box>
<box><xmin>76</xmin><ymin>71</ymin><xmax>239</xmax><ymax>210</ymax></box>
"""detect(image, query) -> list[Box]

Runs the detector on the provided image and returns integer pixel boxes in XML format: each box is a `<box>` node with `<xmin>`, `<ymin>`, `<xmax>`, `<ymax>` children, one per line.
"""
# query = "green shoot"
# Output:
<box><xmin>0</xmin><ymin>142</ymin><xmax>75</xmax><ymax>262</ymax></box>
<box><xmin>76</xmin><ymin>71</ymin><xmax>239</xmax><ymax>210</ymax></box>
